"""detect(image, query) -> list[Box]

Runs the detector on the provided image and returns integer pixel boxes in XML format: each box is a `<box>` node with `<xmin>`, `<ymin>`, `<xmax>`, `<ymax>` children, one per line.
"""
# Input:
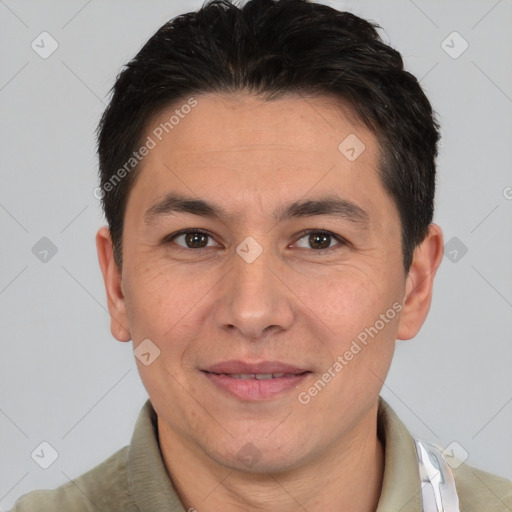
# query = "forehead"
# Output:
<box><xmin>145</xmin><ymin>92</ymin><xmax>373</xmax><ymax>156</ymax></box>
<box><xmin>127</xmin><ymin>92</ymin><xmax>394</xmax><ymax>224</ymax></box>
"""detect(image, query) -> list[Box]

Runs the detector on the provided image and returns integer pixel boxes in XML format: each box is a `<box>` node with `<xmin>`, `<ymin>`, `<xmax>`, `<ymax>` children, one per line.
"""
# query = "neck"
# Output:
<box><xmin>158</xmin><ymin>403</ymin><xmax>384</xmax><ymax>512</ymax></box>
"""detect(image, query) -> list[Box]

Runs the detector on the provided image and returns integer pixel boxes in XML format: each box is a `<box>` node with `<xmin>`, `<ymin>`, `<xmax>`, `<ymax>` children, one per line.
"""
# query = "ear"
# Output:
<box><xmin>397</xmin><ymin>223</ymin><xmax>444</xmax><ymax>340</ymax></box>
<box><xmin>96</xmin><ymin>226</ymin><xmax>131</xmax><ymax>342</ymax></box>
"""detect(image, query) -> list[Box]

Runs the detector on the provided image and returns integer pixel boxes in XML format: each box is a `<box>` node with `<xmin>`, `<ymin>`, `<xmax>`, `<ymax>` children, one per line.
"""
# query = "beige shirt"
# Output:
<box><xmin>10</xmin><ymin>398</ymin><xmax>512</xmax><ymax>511</ymax></box>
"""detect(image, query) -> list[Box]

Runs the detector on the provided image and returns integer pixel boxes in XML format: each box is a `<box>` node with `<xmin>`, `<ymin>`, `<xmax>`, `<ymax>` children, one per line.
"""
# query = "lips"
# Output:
<box><xmin>201</xmin><ymin>360</ymin><xmax>311</xmax><ymax>400</ymax></box>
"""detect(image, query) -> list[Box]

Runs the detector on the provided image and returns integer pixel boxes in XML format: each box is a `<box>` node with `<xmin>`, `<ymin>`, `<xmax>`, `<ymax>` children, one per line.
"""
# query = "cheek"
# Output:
<box><xmin>304</xmin><ymin>276</ymin><xmax>399</xmax><ymax>406</ymax></box>
<box><xmin>306</xmin><ymin>267</ymin><xmax>402</xmax><ymax>387</ymax></box>
<box><xmin>122</xmin><ymin>262</ymin><xmax>204</xmax><ymax>345</ymax></box>
<box><xmin>299</xmin><ymin>265</ymin><xmax>396</xmax><ymax>338</ymax></box>
<box><xmin>122</xmin><ymin>258</ymin><xmax>232</xmax><ymax>376</ymax></box>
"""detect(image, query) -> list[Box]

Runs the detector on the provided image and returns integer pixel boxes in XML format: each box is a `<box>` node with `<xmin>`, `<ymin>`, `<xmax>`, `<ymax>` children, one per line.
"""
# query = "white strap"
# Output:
<box><xmin>415</xmin><ymin>439</ymin><xmax>460</xmax><ymax>512</ymax></box>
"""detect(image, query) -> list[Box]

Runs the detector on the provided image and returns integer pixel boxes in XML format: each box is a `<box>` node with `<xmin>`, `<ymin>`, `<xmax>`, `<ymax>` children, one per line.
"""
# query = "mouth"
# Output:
<box><xmin>201</xmin><ymin>360</ymin><xmax>312</xmax><ymax>401</ymax></box>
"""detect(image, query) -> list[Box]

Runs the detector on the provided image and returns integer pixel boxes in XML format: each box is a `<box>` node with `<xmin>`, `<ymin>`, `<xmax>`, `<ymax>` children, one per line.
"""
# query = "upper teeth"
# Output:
<box><xmin>227</xmin><ymin>373</ymin><xmax>288</xmax><ymax>380</ymax></box>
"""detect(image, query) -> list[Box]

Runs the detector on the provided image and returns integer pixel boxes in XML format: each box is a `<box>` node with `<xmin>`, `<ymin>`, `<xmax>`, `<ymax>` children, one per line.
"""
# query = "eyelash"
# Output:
<box><xmin>165</xmin><ymin>228</ymin><xmax>349</xmax><ymax>252</ymax></box>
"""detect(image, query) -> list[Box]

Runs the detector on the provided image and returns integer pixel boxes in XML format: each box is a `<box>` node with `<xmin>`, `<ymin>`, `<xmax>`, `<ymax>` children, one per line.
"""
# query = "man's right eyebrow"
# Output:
<box><xmin>144</xmin><ymin>194</ymin><xmax>227</xmax><ymax>224</ymax></box>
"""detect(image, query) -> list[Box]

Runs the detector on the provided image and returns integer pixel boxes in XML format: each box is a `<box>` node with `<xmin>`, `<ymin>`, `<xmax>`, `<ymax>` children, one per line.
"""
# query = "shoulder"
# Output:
<box><xmin>10</xmin><ymin>446</ymin><xmax>138</xmax><ymax>512</ymax></box>
<box><xmin>454</xmin><ymin>462</ymin><xmax>512</xmax><ymax>511</ymax></box>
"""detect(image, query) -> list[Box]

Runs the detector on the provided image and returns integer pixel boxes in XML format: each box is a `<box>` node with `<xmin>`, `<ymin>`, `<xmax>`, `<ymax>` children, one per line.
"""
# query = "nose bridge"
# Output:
<box><xmin>215</xmin><ymin>235</ymin><xmax>294</xmax><ymax>339</ymax></box>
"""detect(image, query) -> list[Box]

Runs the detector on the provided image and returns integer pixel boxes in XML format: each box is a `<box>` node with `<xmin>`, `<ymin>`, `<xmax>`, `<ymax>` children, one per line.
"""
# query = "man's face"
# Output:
<box><xmin>111</xmin><ymin>93</ymin><xmax>410</xmax><ymax>471</ymax></box>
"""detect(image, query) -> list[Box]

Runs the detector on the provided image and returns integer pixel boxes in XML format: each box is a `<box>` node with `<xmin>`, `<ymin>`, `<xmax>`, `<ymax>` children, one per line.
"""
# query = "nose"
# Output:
<box><xmin>213</xmin><ymin>239</ymin><xmax>295</xmax><ymax>341</ymax></box>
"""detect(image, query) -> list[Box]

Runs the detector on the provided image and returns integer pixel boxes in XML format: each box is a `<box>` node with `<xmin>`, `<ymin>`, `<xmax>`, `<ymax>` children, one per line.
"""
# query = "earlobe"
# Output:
<box><xmin>397</xmin><ymin>224</ymin><xmax>444</xmax><ymax>340</ymax></box>
<box><xmin>96</xmin><ymin>227</ymin><xmax>132</xmax><ymax>342</ymax></box>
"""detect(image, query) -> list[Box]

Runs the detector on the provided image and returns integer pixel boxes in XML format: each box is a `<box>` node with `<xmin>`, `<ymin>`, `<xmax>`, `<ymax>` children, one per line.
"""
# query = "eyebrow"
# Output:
<box><xmin>144</xmin><ymin>192</ymin><xmax>369</xmax><ymax>226</ymax></box>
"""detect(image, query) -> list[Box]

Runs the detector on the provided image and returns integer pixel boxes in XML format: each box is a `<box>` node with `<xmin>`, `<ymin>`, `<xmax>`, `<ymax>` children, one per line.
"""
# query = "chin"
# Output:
<box><xmin>205</xmin><ymin>433</ymin><xmax>312</xmax><ymax>475</ymax></box>
<box><xmin>222</xmin><ymin>451</ymin><xmax>305</xmax><ymax>475</ymax></box>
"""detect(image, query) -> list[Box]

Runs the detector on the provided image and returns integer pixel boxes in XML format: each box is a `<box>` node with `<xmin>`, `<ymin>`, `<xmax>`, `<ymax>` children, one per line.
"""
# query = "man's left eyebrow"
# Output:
<box><xmin>274</xmin><ymin>195</ymin><xmax>369</xmax><ymax>225</ymax></box>
<box><xmin>143</xmin><ymin>192</ymin><xmax>369</xmax><ymax>225</ymax></box>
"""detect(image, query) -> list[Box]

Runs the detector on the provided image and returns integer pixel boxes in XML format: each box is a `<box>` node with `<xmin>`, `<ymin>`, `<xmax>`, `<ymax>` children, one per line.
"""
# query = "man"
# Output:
<box><xmin>11</xmin><ymin>0</ymin><xmax>512</xmax><ymax>510</ymax></box>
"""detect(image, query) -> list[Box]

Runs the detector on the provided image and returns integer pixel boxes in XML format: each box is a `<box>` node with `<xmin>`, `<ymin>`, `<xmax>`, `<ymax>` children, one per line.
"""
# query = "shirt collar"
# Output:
<box><xmin>128</xmin><ymin>400</ymin><xmax>186</xmax><ymax>511</ymax></box>
<box><xmin>376</xmin><ymin>397</ymin><xmax>423</xmax><ymax>511</ymax></box>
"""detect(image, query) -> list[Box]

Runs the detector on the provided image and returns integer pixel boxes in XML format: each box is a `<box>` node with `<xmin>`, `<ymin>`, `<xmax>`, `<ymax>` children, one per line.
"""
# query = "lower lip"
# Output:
<box><xmin>202</xmin><ymin>372</ymin><xmax>310</xmax><ymax>400</ymax></box>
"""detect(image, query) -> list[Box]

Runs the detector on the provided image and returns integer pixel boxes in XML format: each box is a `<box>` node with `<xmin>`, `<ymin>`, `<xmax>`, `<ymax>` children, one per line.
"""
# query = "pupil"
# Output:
<box><xmin>310</xmin><ymin>233</ymin><xmax>330</xmax><ymax>249</ymax></box>
<box><xmin>187</xmin><ymin>232</ymin><xmax>206</xmax><ymax>248</ymax></box>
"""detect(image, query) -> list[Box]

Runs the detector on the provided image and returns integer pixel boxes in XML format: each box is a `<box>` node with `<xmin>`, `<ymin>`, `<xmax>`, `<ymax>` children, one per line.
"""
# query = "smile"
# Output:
<box><xmin>201</xmin><ymin>361</ymin><xmax>311</xmax><ymax>400</ymax></box>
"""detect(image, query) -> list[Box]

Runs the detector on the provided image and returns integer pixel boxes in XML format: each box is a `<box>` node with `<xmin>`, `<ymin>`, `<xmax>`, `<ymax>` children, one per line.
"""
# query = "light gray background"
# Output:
<box><xmin>1</xmin><ymin>0</ymin><xmax>511</xmax><ymax>508</ymax></box>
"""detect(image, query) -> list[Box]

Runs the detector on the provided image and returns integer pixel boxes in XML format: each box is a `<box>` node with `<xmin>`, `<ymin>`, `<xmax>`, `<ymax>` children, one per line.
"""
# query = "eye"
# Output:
<box><xmin>167</xmin><ymin>229</ymin><xmax>218</xmax><ymax>249</ymax></box>
<box><xmin>165</xmin><ymin>228</ymin><xmax>348</xmax><ymax>252</ymax></box>
<box><xmin>294</xmin><ymin>230</ymin><xmax>346</xmax><ymax>251</ymax></box>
